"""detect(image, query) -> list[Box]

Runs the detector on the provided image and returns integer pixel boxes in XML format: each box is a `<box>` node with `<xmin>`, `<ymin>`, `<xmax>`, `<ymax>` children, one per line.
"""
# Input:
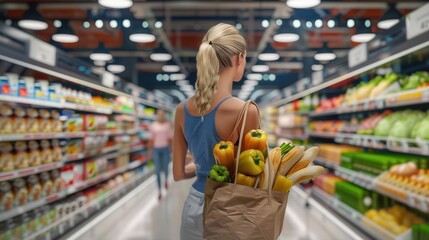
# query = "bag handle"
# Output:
<box><xmin>232</xmin><ymin>101</ymin><xmax>273</xmax><ymax>197</ymax></box>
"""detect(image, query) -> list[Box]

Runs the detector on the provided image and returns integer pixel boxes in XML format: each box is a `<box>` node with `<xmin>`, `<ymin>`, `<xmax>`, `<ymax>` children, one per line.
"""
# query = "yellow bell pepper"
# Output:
<box><xmin>244</xmin><ymin>129</ymin><xmax>268</xmax><ymax>154</ymax></box>
<box><xmin>236</xmin><ymin>173</ymin><xmax>256</xmax><ymax>187</ymax></box>
<box><xmin>238</xmin><ymin>149</ymin><xmax>265</xmax><ymax>176</ymax></box>
<box><xmin>213</xmin><ymin>141</ymin><xmax>235</xmax><ymax>174</ymax></box>
<box><xmin>273</xmin><ymin>175</ymin><xmax>293</xmax><ymax>192</ymax></box>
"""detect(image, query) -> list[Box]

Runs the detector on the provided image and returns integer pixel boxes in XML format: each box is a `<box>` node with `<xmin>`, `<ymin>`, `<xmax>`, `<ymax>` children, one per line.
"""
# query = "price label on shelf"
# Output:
<box><xmin>406</xmin><ymin>3</ymin><xmax>429</xmax><ymax>40</ymax></box>
<box><xmin>29</xmin><ymin>37</ymin><xmax>56</xmax><ymax>66</ymax></box>
<box><xmin>408</xmin><ymin>195</ymin><xmax>416</xmax><ymax>206</ymax></box>
<box><xmin>419</xmin><ymin>196</ymin><xmax>428</xmax><ymax>212</ymax></box>
<box><xmin>348</xmin><ymin>43</ymin><xmax>367</xmax><ymax>68</ymax></box>
<box><xmin>376</xmin><ymin>99</ymin><xmax>384</xmax><ymax>109</ymax></box>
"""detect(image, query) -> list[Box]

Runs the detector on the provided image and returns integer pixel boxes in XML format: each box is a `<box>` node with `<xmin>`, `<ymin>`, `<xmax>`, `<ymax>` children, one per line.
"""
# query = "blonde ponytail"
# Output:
<box><xmin>194</xmin><ymin>23</ymin><xmax>246</xmax><ymax>115</ymax></box>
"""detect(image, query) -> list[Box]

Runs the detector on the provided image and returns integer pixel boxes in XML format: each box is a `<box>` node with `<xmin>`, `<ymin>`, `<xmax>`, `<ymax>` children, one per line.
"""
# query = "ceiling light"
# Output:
<box><xmin>54</xmin><ymin>20</ymin><xmax>62</xmax><ymax>28</ymax></box>
<box><xmin>273</xmin><ymin>20</ymin><xmax>300</xmax><ymax>43</ymax></box>
<box><xmin>269</xmin><ymin>74</ymin><xmax>276</xmax><ymax>81</ymax></box>
<box><xmin>150</xmin><ymin>44</ymin><xmax>172</xmax><ymax>62</ymax></box>
<box><xmin>122</xmin><ymin>19</ymin><xmax>131</xmax><ymax>28</ymax></box>
<box><xmin>352</xmin><ymin>21</ymin><xmax>376</xmax><ymax>43</ymax></box>
<box><xmin>244</xmin><ymin>80</ymin><xmax>258</xmax><ymax>86</ymax></box>
<box><xmin>98</xmin><ymin>0</ymin><xmax>133</xmax><ymax>9</ymax></box>
<box><xmin>176</xmin><ymin>80</ymin><xmax>189</xmax><ymax>86</ymax></box>
<box><xmin>129</xmin><ymin>26</ymin><xmax>156</xmax><ymax>43</ymax></box>
<box><xmin>162</xmin><ymin>74</ymin><xmax>170</xmax><ymax>81</ymax></box>
<box><xmin>4</xmin><ymin>19</ymin><xmax>12</xmax><ymax>26</ymax></box>
<box><xmin>347</xmin><ymin>19</ymin><xmax>355</xmax><ymax>28</ymax></box>
<box><xmin>314</xmin><ymin>42</ymin><xmax>336</xmax><ymax>61</ymax></box>
<box><xmin>293</xmin><ymin>19</ymin><xmax>301</xmax><ymax>28</ymax></box>
<box><xmin>258</xmin><ymin>44</ymin><xmax>280</xmax><ymax>61</ymax></box>
<box><xmin>107</xmin><ymin>64</ymin><xmax>125</xmax><ymax>73</ymax></box>
<box><xmin>162</xmin><ymin>60</ymin><xmax>180</xmax><ymax>72</ymax></box>
<box><xmin>263</xmin><ymin>74</ymin><xmax>269</xmax><ymax>81</ymax></box>
<box><xmin>378</xmin><ymin>3</ymin><xmax>402</xmax><ymax>29</ymax></box>
<box><xmin>315</xmin><ymin>19</ymin><xmax>323</xmax><ymax>28</ymax></box>
<box><xmin>155</xmin><ymin>21</ymin><xmax>163</xmax><ymax>29</ymax></box>
<box><xmin>365</xmin><ymin>19</ymin><xmax>371</xmax><ymax>28</ymax></box>
<box><xmin>251</xmin><ymin>60</ymin><xmax>270</xmax><ymax>72</ymax></box>
<box><xmin>327</xmin><ymin>20</ymin><xmax>335</xmax><ymax>28</ymax></box>
<box><xmin>52</xmin><ymin>20</ymin><xmax>79</xmax><ymax>43</ymax></box>
<box><xmin>110</xmin><ymin>20</ymin><xmax>118</xmax><ymax>28</ymax></box>
<box><xmin>286</xmin><ymin>0</ymin><xmax>320</xmax><ymax>9</ymax></box>
<box><xmin>156</xmin><ymin>74</ymin><xmax>163</xmax><ymax>81</ymax></box>
<box><xmin>247</xmin><ymin>73</ymin><xmax>263</xmax><ymax>81</ymax></box>
<box><xmin>18</xmin><ymin>4</ymin><xmax>48</xmax><ymax>30</ymax></box>
<box><xmin>312</xmin><ymin>64</ymin><xmax>324</xmax><ymax>71</ymax></box>
<box><xmin>83</xmin><ymin>21</ymin><xmax>90</xmax><ymax>28</ymax></box>
<box><xmin>235</xmin><ymin>23</ymin><xmax>242</xmax><ymax>30</ymax></box>
<box><xmin>142</xmin><ymin>21</ymin><xmax>149</xmax><ymax>28</ymax></box>
<box><xmin>95</xmin><ymin>20</ymin><xmax>103</xmax><ymax>28</ymax></box>
<box><xmin>306</xmin><ymin>21</ymin><xmax>313</xmax><ymax>28</ymax></box>
<box><xmin>170</xmin><ymin>73</ymin><xmax>186</xmax><ymax>81</ymax></box>
<box><xmin>276</xmin><ymin>19</ymin><xmax>283</xmax><ymax>26</ymax></box>
<box><xmin>90</xmin><ymin>43</ymin><xmax>113</xmax><ymax>62</ymax></box>
<box><xmin>262</xmin><ymin>20</ymin><xmax>270</xmax><ymax>28</ymax></box>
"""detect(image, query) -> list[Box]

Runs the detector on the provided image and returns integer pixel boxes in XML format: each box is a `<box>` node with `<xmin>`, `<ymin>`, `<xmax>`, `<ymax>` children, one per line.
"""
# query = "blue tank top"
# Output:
<box><xmin>183</xmin><ymin>96</ymin><xmax>232</xmax><ymax>193</ymax></box>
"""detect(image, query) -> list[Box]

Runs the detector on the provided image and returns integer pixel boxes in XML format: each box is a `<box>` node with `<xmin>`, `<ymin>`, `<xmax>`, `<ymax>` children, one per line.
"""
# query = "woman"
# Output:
<box><xmin>149</xmin><ymin>109</ymin><xmax>172</xmax><ymax>200</ymax></box>
<box><xmin>173</xmin><ymin>23</ymin><xmax>260</xmax><ymax>239</ymax></box>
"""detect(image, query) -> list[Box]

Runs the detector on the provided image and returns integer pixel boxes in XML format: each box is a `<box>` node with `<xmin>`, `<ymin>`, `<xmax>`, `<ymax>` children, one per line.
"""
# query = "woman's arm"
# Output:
<box><xmin>173</xmin><ymin>103</ymin><xmax>196</xmax><ymax>181</ymax></box>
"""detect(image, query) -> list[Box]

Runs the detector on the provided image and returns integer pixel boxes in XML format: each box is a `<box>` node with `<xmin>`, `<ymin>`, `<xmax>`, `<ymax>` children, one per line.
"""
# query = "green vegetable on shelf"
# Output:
<box><xmin>369</xmin><ymin>73</ymin><xmax>399</xmax><ymax>98</ymax></box>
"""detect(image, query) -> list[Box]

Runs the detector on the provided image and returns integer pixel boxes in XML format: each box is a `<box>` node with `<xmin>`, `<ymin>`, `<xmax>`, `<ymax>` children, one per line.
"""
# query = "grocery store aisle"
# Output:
<box><xmin>68</xmin><ymin>175</ymin><xmax>365</xmax><ymax>240</ymax></box>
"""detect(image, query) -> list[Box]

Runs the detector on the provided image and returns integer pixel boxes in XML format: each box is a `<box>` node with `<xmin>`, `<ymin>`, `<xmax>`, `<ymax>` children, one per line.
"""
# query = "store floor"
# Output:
<box><xmin>66</xmin><ymin>174</ymin><xmax>363</xmax><ymax>240</ymax></box>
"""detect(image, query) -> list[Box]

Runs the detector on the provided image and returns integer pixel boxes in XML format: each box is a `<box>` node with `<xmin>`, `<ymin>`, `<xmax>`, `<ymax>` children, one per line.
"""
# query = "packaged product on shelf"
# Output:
<box><xmin>14</xmin><ymin>141</ymin><xmax>29</xmax><ymax>169</ymax></box>
<box><xmin>28</xmin><ymin>141</ymin><xmax>42</xmax><ymax>167</ymax></box>
<box><xmin>84</xmin><ymin>160</ymin><xmax>97</xmax><ymax>180</ymax></box>
<box><xmin>39</xmin><ymin>206</ymin><xmax>50</xmax><ymax>230</ymax></box>
<box><xmin>83</xmin><ymin>137</ymin><xmax>96</xmax><ymax>155</ymax></box>
<box><xmin>20</xmin><ymin>76</ymin><xmax>35</xmax><ymax>99</ymax></box>
<box><xmin>51</xmin><ymin>110</ymin><xmax>62</xmax><ymax>133</ymax></box>
<box><xmin>49</xmin><ymin>206</ymin><xmax>60</xmax><ymax>239</ymax></box>
<box><xmin>28</xmin><ymin>210</ymin><xmax>37</xmax><ymax>233</ymax></box>
<box><xmin>26</xmin><ymin>108</ymin><xmax>40</xmax><ymax>133</ymax></box>
<box><xmin>65</xmin><ymin>115</ymin><xmax>83</xmax><ymax>132</ymax></box>
<box><xmin>12</xmin><ymin>215</ymin><xmax>26</xmax><ymax>239</ymax></box>
<box><xmin>0</xmin><ymin>75</ymin><xmax>11</xmax><ymax>95</ymax></box>
<box><xmin>34</xmin><ymin>80</ymin><xmax>49</xmax><ymax>100</ymax></box>
<box><xmin>0</xmin><ymin>181</ymin><xmax>14</xmax><ymax>212</ymax></box>
<box><xmin>40</xmin><ymin>140</ymin><xmax>53</xmax><ymax>165</ymax></box>
<box><xmin>21</xmin><ymin>212</ymin><xmax>31</xmax><ymax>239</ymax></box>
<box><xmin>49</xmin><ymin>83</ymin><xmax>62</xmax><ymax>102</ymax></box>
<box><xmin>0</xmin><ymin>143</ymin><xmax>14</xmax><ymax>172</ymax></box>
<box><xmin>13</xmin><ymin>178</ymin><xmax>28</xmax><ymax>207</ymax></box>
<box><xmin>0</xmin><ymin>105</ymin><xmax>13</xmax><ymax>134</ymax></box>
<box><xmin>51</xmin><ymin>169</ymin><xmax>62</xmax><ymax>193</ymax></box>
<box><xmin>13</xmin><ymin>108</ymin><xmax>27</xmax><ymax>134</ymax></box>
<box><xmin>65</xmin><ymin>139</ymin><xmax>83</xmax><ymax>156</ymax></box>
<box><xmin>27</xmin><ymin>175</ymin><xmax>42</xmax><ymax>201</ymax></box>
<box><xmin>73</xmin><ymin>163</ymin><xmax>84</xmax><ymax>183</ymax></box>
<box><xmin>83</xmin><ymin>115</ymin><xmax>96</xmax><ymax>131</ymax></box>
<box><xmin>40</xmin><ymin>172</ymin><xmax>53</xmax><ymax>197</ymax></box>
<box><xmin>3</xmin><ymin>73</ymin><xmax>18</xmax><ymax>96</ymax></box>
<box><xmin>39</xmin><ymin>109</ymin><xmax>52</xmax><ymax>133</ymax></box>
<box><xmin>51</xmin><ymin>140</ymin><xmax>62</xmax><ymax>162</ymax></box>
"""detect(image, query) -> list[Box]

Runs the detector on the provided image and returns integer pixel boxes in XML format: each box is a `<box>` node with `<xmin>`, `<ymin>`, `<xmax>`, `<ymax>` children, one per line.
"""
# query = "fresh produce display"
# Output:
<box><xmin>315</xmin><ymin>95</ymin><xmax>344</xmax><ymax>112</ymax></box>
<box><xmin>376</xmin><ymin>161</ymin><xmax>429</xmax><ymax>198</ymax></box>
<box><xmin>314</xmin><ymin>174</ymin><xmax>344</xmax><ymax>195</ymax></box>
<box><xmin>357</xmin><ymin>110</ymin><xmax>392</xmax><ymax>135</ymax></box>
<box><xmin>210</xmin><ymin>130</ymin><xmax>324</xmax><ymax>192</ymax></box>
<box><xmin>364</xmin><ymin>205</ymin><xmax>424</xmax><ymax>235</ymax></box>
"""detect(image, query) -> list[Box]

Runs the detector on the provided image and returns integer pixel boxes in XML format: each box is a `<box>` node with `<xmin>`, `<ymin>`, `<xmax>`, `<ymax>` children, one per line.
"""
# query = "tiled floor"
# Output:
<box><xmin>68</xmin><ymin>175</ymin><xmax>365</xmax><ymax>240</ymax></box>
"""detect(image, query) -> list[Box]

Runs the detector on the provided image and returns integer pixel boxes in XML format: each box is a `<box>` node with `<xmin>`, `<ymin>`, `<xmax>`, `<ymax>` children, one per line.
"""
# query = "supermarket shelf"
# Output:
<box><xmin>280</xmin><ymin>124</ymin><xmax>307</xmax><ymax>129</ymax></box>
<box><xmin>62</xmin><ymin>102</ymin><xmax>113</xmax><ymax>114</ymax></box>
<box><xmin>113</xmin><ymin>109</ymin><xmax>135</xmax><ymax>115</ymax></box>
<box><xmin>279</xmin><ymin>134</ymin><xmax>309</xmax><ymax>141</ymax></box>
<box><xmin>335</xmin><ymin>166</ymin><xmax>375</xmax><ymax>190</ymax></box>
<box><xmin>0</xmin><ymin>130</ymin><xmax>130</xmax><ymax>142</ymax></box>
<box><xmin>309</xmin><ymin>87</ymin><xmax>429</xmax><ymax>118</ymax></box>
<box><xmin>137</xmin><ymin>114</ymin><xmax>157</xmax><ymax>120</ymax></box>
<box><xmin>0</xmin><ymin>95</ymin><xmax>63</xmax><ymax>108</ymax></box>
<box><xmin>373</xmin><ymin>179</ymin><xmax>429</xmax><ymax>213</ymax></box>
<box><xmin>0</xmin><ymin>191</ymin><xmax>67</xmax><ymax>222</ymax></box>
<box><xmin>64</xmin><ymin>145</ymin><xmax>120</xmax><ymax>162</ymax></box>
<box><xmin>0</xmin><ymin>162</ymin><xmax>63</xmax><ymax>181</ymax></box>
<box><xmin>308</xmin><ymin>131</ymin><xmax>338</xmax><ymax>139</ymax></box>
<box><xmin>313</xmin><ymin>157</ymin><xmax>339</xmax><ymax>170</ymax></box>
<box><xmin>120</xmin><ymin>145</ymin><xmax>146</xmax><ymax>154</ymax></box>
<box><xmin>24</xmin><ymin>168</ymin><xmax>155</xmax><ymax>240</ymax></box>
<box><xmin>311</xmin><ymin>187</ymin><xmax>411</xmax><ymax>240</ymax></box>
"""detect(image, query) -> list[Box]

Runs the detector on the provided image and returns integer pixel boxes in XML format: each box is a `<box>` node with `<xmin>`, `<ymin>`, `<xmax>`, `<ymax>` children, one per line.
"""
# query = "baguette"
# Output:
<box><xmin>258</xmin><ymin>147</ymin><xmax>281</xmax><ymax>190</ymax></box>
<box><xmin>286</xmin><ymin>146</ymin><xmax>319</xmax><ymax>177</ymax></box>
<box><xmin>276</xmin><ymin>146</ymin><xmax>304</xmax><ymax>177</ymax></box>
<box><xmin>288</xmin><ymin>166</ymin><xmax>325</xmax><ymax>185</ymax></box>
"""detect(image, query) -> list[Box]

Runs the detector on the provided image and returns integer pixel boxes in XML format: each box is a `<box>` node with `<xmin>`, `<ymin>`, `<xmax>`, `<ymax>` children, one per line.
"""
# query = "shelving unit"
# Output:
<box><xmin>0</xmin><ymin>162</ymin><xmax>63</xmax><ymax>181</ymax></box>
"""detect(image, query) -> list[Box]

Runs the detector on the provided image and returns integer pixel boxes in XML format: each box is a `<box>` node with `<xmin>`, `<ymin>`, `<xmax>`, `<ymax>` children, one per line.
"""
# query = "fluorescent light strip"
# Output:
<box><xmin>269</xmin><ymin>38</ymin><xmax>429</xmax><ymax>108</ymax></box>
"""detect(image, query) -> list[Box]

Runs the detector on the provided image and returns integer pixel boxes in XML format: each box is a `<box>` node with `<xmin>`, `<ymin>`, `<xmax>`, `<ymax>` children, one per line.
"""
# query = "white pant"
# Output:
<box><xmin>180</xmin><ymin>187</ymin><xmax>204</xmax><ymax>240</ymax></box>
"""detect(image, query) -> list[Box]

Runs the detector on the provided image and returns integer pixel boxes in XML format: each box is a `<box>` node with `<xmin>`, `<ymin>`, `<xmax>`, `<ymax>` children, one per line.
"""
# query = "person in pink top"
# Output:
<box><xmin>148</xmin><ymin>109</ymin><xmax>173</xmax><ymax>200</ymax></box>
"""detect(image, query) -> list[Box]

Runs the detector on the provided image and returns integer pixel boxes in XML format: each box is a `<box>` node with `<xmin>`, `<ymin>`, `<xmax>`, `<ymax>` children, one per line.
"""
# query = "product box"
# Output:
<box><xmin>3</xmin><ymin>73</ymin><xmax>19</xmax><ymax>96</ymax></box>
<box><xmin>22</xmin><ymin>77</ymin><xmax>35</xmax><ymax>99</ymax></box>
<box><xmin>27</xmin><ymin>175</ymin><xmax>42</xmax><ymax>201</ymax></box>
<box><xmin>13</xmin><ymin>178</ymin><xmax>28</xmax><ymax>207</ymax></box>
<box><xmin>61</xmin><ymin>165</ymin><xmax>74</xmax><ymax>188</ymax></box>
<box><xmin>0</xmin><ymin>105</ymin><xmax>13</xmax><ymax>134</ymax></box>
<box><xmin>84</xmin><ymin>160</ymin><xmax>97</xmax><ymax>180</ymax></box>
<box><xmin>73</xmin><ymin>163</ymin><xmax>84</xmax><ymax>183</ymax></box>
<box><xmin>40</xmin><ymin>172</ymin><xmax>53</xmax><ymax>197</ymax></box>
<box><xmin>34</xmin><ymin>80</ymin><xmax>49</xmax><ymax>100</ymax></box>
<box><xmin>0</xmin><ymin>76</ymin><xmax>10</xmax><ymax>95</ymax></box>
<box><xmin>65</xmin><ymin>115</ymin><xmax>83</xmax><ymax>132</ymax></box>
<box><xmin>49</xmin><ymin>83</ymin><xmax>62</xmax><ymax>102</ymax></box>
<box><xmin>65</xmin><ymin>139</ymin><xmax>83</xmax><ymax>156</ymax></box>
<box><xmin>83</xmin><ymin>115</ymin><xmax>96</xmax><ymax>131</ymax></box>
<box><xmin>0</xmin><ymin>181</ymin><xmax>14</xmax><ymax>212</ymax></box>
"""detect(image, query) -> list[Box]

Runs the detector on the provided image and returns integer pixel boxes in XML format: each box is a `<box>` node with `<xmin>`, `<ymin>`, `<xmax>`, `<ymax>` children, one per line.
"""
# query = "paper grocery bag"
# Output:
<box><xmin>203</xmin><ymin>178</ymin><xmax>288</xmax><ymax>240</ymax></box>
<box><xmin>203</xmin><ymin>101</ymin><xmax>289</xmax><ymax>240</ymax></box>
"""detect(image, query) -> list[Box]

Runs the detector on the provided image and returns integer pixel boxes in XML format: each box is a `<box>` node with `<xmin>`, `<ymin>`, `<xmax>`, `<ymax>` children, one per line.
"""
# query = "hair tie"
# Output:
<box><xmin>209</xmin><ymin>41</ymin><xmax>212</xmax><ymax>45</ymax></box>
